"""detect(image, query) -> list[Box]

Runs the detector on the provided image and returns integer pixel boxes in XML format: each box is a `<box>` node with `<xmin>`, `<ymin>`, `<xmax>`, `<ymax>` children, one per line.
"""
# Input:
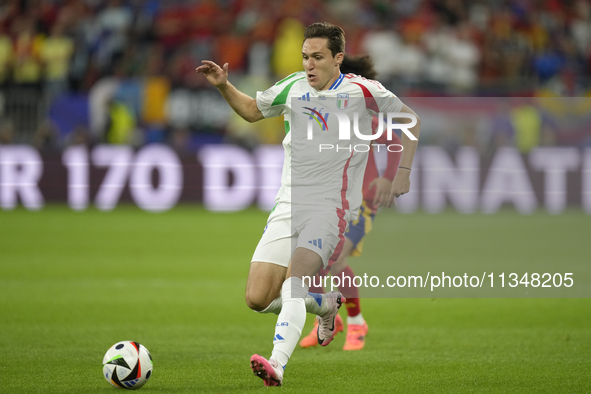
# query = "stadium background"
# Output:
<box><xmin>1</xmin><ymin>0</ymin><xmax>590</xmax><ymax>392</ymax></box>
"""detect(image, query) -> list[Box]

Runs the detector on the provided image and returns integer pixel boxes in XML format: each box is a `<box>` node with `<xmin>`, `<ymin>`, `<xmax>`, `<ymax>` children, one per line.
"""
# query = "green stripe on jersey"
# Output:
<box><xmin>275</xmin><ymin>72</ymin><xmax>301</xmax><ymax>86</ymax></box>
<box><xmin>271</xmin><ymin>77</ymin><xmax>305</xmax><ymax>107</ymax></box>
<box><xmin>284</xmin><ymin>121</ymin><xmax>290</xmax><ymax>134</ymax></box>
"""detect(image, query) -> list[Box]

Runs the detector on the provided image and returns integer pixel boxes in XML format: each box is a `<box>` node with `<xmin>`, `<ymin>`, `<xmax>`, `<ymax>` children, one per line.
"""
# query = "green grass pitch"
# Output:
<box><xmin>1</xmin><ymin>206</ymin><xmax>590</xmax><ymax>393</ymax></box>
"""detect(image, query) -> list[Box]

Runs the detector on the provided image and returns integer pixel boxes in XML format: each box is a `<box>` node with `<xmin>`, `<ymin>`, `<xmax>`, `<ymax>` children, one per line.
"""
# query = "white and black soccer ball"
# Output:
<box><xmin>102</xmin><ymin>341</ymin><xmax>153</xmax><ymax>390</ymax></box>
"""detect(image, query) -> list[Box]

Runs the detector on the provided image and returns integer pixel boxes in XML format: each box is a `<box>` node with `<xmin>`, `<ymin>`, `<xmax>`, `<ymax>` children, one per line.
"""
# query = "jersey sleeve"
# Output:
<box><xmin>355</xmin><ymin>79</ymin><xmax>403</xmax><ymax>115</ymax></box>
<box><xmin>368</xmin><ymin>81</ymin><xmax>402</xmax><ymax>113</ymax></box>
<box><xmin>256</xmin><ymin>72</ymin><xmax>304</xmax><ymax>119</ymax></box>
<box><xmin>256</xmin><ymin>85</ymin><xmax>286</xmax><ymax>119</ymax></box>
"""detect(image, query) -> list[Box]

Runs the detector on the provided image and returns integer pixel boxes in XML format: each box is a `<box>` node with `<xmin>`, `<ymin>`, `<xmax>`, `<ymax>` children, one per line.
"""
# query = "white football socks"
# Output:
<box><xmin>270</xmin><ymin>277</ymin><xmax>308</xmax><ymax>368</ymax></box>
<box><xmin>258</xmin><ymin>292</ymin><xmax>329</xmax><ymax>316</ymax></box>
<box><xmin>347</xmin><ymin>313</ymin><xmax>364</xmax><ymax>326</ymax></box>
<box><xmin>259</xmin><ymin>297</ymin><xmax>282</xmax><ymax>315</ymax></box>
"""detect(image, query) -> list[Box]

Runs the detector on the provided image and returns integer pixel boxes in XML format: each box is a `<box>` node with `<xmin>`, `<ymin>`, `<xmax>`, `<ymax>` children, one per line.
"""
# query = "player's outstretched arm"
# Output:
<box><xmin>388</xmin><ymin>104</ymin><xmax>420</xmax><ymax>207</ymax></box>
<box><xmin>196</xmin><ymin>60</ymin><xmax>264</xmax><ymax>123</ymax></box>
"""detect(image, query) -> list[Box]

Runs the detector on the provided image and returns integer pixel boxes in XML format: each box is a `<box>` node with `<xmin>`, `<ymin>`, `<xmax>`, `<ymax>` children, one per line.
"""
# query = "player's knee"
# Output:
<box><xmin>245</xmin><ymin>291</ymin><xmax>268</xmax><ymax>312</ymax></box>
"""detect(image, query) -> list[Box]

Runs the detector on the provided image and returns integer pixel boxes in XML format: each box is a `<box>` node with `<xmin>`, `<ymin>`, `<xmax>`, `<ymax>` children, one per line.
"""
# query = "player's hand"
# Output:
<box><xmin>196</xmin><ymin>60</ymin><xmax>229</xmax><ymax>88</ymax></box>
<box><xmin>369</xmin><ymin>177</ymin><xmax>392</xmax><ymax>208</ymax></box>
<box><xmin>387</xmin><ymin>170</ymin><xmax>410</xmax><ymax>207</ymax></box>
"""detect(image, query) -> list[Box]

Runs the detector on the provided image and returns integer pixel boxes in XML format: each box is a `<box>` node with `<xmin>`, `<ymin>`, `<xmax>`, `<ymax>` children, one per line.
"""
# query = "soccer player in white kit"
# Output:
<box><xmin>197</xmin><ymin>22</ymin><xmax>420</xmax><ymax>386</ymax></box>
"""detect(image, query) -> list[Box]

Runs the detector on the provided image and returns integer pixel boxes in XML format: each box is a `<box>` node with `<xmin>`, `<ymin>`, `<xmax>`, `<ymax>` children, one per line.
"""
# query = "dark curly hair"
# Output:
<box><xmin>340</xmin><ymin>55</ymin><xmax>377</xmax><ymax>79</ymax></box>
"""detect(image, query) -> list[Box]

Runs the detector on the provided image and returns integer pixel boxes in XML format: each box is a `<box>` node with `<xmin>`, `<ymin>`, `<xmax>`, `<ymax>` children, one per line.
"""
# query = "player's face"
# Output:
<box><xmin>302</xmin><ymin>38</ymin><xmax>343</xmax><ymax>90</ymax></box>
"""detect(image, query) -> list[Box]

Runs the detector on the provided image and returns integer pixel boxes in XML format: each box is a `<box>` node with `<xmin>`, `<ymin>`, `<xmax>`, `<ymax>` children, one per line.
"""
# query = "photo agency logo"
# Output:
<box><xmin>301</xmin><ymin>97</ymin><xmax>417</xmax><ymax>153</ymax></box>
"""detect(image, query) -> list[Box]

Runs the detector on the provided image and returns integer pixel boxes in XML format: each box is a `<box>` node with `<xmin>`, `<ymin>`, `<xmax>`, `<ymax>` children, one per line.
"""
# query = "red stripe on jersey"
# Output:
<box><xmin>351</xmin><ymin>82</ymin><xmax>379</xmax><ymax>114</ymax></box>
<box><xmin>319</xmin><ymin>150</ymin><xmax>354</xmax><ymax>274</ymax></box>
<box><xmin>340</xmin><ymin>151</ymin><xmax>354</xmax><ymax>212</ymax></box>
<box><xmin>321</xmin><ymin>207</ymin><xmax>348</xmax><ymax>276</ymax></box>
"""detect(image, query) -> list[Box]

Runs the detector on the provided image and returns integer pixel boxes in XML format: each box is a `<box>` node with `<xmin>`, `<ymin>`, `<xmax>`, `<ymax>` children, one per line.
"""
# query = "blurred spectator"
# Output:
<box><xmin>215</xmin><ymin>31</ymin><xmax>248</xmax><ymax>74</ymax></box>
<box><xmin>66</xmin><ymin>124</ymin><xmax>94</xmax><ymax>147</ymax></box>
<box><xmin>0</xmin><ymin>118</ymin><xmax>15</xmax><ymax>144</ymax></box>
<box><xmin>393</xmin><ymin>21</ymin><xmax>427</xmax><ymax>82</ymax></box>
<box><xmin>105</xmin><ymin>99</ymin><xmax>136</xmax><ymax>144</ymax></box>
<box><xmin>571</xmin><ymin>1</ymin><xmax>591</xmax><ymax>57</ymax></box>
<box><xmin>167</xmin><ymin>44</ymin><xmax>199</xmax><ymax>87</ymax></box>
<box><xmin>533</xmin><ymin>45</ymin><xmax>566</xmax><ymax>82</ymax></box>
<box><xmin>271</xmin><ymin>18</ymin><xmax>305</xmax><ymax>78</ymax></box>
<box><xmin>511</xmin><ymin>104</ymin><xmax>542</xmax><ymax>153</ymax></box>
<box><xmin>0</xmin><ymin>1</ymin><xmax>21</xmax><ymax>33</ymax></box>
<box><xmin>96</xmin><ymin>0</ymin><xmax>133</xmax><ymax>72</ymax></box>
<box><xmin>12</xmin><ymin>16</ymin><xmax>43</xmax><ymax>85</ymax></box>
<box><xmin>444</xmin><ymin>23</ymin><xmax>480</xmax><ymax>90</ymax></box>
<box><xmin>32</xmin><ymin>119</ymin><xmax>60</xmax><ymax>152</ymax></box>
<box><xmin>433</xmin><ymin>0</ymin><xmax>468</xmax><ymax>26</ymax></box>
<box><xmin>28</xmin><ymin>0</ymin><xmax>58</xmax><ymax>34</ymax></box>
<box><xmin>362</xmin><ymin>24</ymin><xmax>402</xmax><ymax>79</ymax></box>
<box><xmin>40</xmin><ymin>22</ymin><xmax>74</xmax><ymax>101</ymax></box>
<box><xmin>423</xmin><ymin>16</ymin><xmax>455</xmax><ymax>86</ymax></box>
<box><xmin>154</xmin><ymin>2</ymin><xmax>186</xmax><ymax>51</ymax></box>
<box><xmin>247</xmin><ymin>15</ymin><xmax>274</xmax><ymax>77</ymax></box>
<box><xmin>0</xmin><ymin>26</ymin><xmax>12</xmax><ymax>84</ymax></box>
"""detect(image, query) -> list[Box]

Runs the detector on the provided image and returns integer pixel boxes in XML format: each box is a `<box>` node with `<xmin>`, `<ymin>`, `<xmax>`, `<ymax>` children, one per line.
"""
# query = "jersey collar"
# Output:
<box><xmin>328</xmin><ymin>73</ymin><xmax>344</xmax><ymax>90</ymax></box>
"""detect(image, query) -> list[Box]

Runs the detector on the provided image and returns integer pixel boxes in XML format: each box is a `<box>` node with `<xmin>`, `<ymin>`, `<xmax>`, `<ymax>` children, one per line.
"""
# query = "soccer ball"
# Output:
<box><xmin>102</xmin><ymin>341</ymin><xmax>153</xmax><ymax>390</ymax></box>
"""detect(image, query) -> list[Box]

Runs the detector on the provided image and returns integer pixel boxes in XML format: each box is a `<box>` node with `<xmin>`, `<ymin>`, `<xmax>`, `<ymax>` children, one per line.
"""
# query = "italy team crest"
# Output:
<box><xmin>337</xmin><ymin>93</ymin><xmax>349</xmax><ymax>109</ymax></box>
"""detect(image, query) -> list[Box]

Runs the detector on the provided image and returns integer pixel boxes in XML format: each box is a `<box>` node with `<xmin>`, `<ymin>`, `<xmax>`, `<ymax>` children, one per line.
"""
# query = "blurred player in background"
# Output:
<box><xmin>299</xmin><ymin>54</ymin><xmax>403</xmax><ymax>351</ymax></box>
<box><xmin>197</xmin><ymin>22</ymin><xmax>419</xmax><ymax>387</ymax></box>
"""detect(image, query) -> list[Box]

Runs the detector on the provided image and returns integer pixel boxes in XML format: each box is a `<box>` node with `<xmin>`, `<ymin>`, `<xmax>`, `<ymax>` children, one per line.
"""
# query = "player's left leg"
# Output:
<box><xmin>248</xmin><ymin>201</ymin><xmax>339</xmax><ymax>317</ymax></box>
<box><xmin>251</xmin><ymin>248</ymin><xmax>329</xmax><ymax>386</ymax></box>
<box><xmin>251</xmin><ymin>208</ymin><xmax>346</xmax><ymax>386</ymax></box>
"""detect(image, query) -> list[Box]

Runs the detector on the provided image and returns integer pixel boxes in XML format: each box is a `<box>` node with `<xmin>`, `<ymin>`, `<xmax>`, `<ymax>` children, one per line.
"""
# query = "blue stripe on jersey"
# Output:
<box><xmin>328</xmin><ymin>73</ymin><xmax>343</xmax><ymax>90</ymax></box>
<box><xmin>333</xmin><ymin>74</ymin><xmax>345</xmax><ymax>89</ymax></box>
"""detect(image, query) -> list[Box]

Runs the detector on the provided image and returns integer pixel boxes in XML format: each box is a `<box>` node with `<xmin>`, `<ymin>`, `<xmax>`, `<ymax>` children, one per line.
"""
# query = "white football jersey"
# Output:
<box><xmin>256</xmin><ymin>71</ymin><xmax>403</xmax><ymax>217</ymax></box>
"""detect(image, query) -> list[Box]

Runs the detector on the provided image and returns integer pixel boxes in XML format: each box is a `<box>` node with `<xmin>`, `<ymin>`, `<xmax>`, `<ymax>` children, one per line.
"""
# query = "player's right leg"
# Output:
<box><xmin>245</xmin><ymin>204</ymin><xmax>338</xmax><ymax>315</ymax></box>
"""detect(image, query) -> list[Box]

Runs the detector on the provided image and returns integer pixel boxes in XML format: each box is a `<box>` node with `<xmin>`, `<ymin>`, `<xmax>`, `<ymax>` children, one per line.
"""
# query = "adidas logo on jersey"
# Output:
<box><xmin>308</xmin><ymin>238</ymin><xmax>323</xmax><ymax>249</ymax></box>
<box><xmin>298</xmin><ymin>92</ymin><xmax>310</xmax><ymax>101</ymax></box>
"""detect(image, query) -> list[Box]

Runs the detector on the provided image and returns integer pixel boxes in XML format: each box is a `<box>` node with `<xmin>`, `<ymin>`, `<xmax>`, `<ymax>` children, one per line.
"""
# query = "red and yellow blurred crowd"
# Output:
<box><xmin>1</xmin><ymin>0</ymin><xmax>590</xmax><ymax>94</ymax></box>
<box><xmin>0</xmin><ymin>0</ymin><xmax>591</xmax><ymax>149</ymax></box>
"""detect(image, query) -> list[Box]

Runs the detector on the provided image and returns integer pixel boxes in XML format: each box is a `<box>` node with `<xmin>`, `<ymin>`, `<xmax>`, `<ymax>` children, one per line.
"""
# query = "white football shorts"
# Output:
<box><xmin>251</xmin><ymin>202</ymin><xmax>351</xmax><ymax>269</ymax></box>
